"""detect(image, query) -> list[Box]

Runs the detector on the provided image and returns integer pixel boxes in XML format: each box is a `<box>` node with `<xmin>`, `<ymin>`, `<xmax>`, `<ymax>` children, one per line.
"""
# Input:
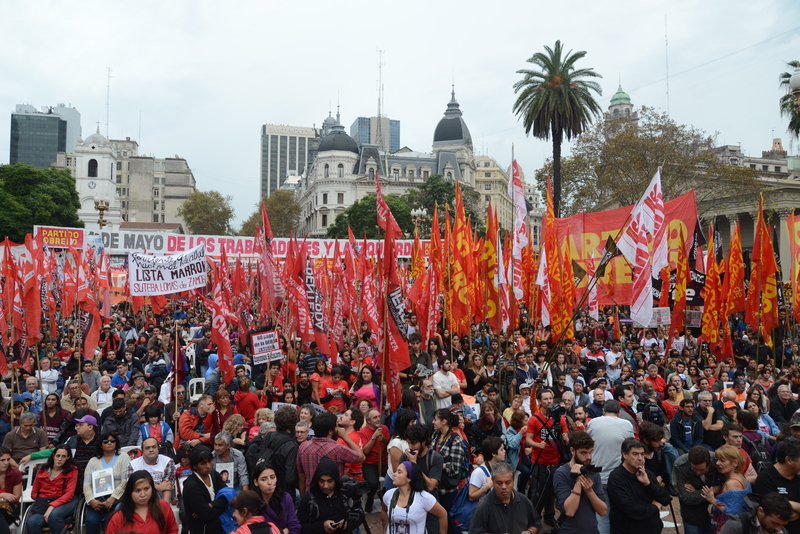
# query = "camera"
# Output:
<box><xmin>339</xmin><ymin>476</ymin><xmax>368</xmax><ymax>530</ymax></box>
<box><xmin>570</xmin><ymin>464</ymin><xmax>602</xmax><ymax>478</ymax></box>
<box><xmin>548</xmin><ymin>404</ymin><xmax>566</xmax><ymax>418</ymax></box>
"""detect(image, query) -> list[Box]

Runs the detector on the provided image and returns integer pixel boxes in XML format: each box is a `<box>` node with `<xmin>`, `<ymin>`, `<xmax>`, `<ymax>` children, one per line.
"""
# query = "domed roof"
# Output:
<box><xmin>83</xmin><ymin>126</ymin><xmax>109</xmax><ymax>147</ymax></box>
<box><xmin>318</xmin><ymin>125</ymin><xmax>359</xmax><ymax>154</ymax></box>
<box><xmin>433</xmin><ymin>89</ymin><xmax>472</xmax><ymax>146</ymax></box>
<box><xmin>610</xmin><ymin>85</ymin><xmax>631</xmax><ymax>106</ymax></box>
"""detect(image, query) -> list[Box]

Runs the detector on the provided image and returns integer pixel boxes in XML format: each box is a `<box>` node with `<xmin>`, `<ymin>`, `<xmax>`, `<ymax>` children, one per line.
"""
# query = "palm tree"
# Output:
<box><xmin>780</xmin><ymin>60</ymin><xmax>800</xmax><ymax>139</ymax></box>
<box><xmin>513</xmin><ymin>41</ymin><xmax>603</xmax><ymax>217</ymax></box>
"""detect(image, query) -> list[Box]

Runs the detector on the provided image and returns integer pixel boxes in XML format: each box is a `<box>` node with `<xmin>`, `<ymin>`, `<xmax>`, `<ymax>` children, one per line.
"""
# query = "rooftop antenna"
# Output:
<box><xmin>138</xmin><ymin>110</ymin><xmax>142</xmax><ymax>148</ymax></box>
<box><xmin>105</xmin><ymin>68</ymin><xmax>112</xmax><ymax>137</ymax></box>
<box><xmin>336</xmin><ymin>92</ymin><xmax>340</xmax><ymax>125</ymax></box>
<box><xmin>665</xmin><ymin>16</ymin><xmax>670</xmax><ymax>115</ymax></box>
<box><xmin>376</xmin><ymin>49</ymin><xmax>385</xmax><ymax>156</ymax></box>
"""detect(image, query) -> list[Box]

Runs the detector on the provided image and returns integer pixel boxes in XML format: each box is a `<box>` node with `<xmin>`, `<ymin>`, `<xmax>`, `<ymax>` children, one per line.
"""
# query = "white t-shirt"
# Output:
<box><xmin>387</xmin><ymin>437</ymin><xmax>409</xmax><ymax>481</ymax></box>
<box><xmin>432</xmin><ymin>372</ymin><xmax>459</xmax><ymax>410</ymax></box>
<box><xmin>587</xmin><ymin>416</ymin><xmax>635</xmax><ymax>485</ymax></box>
<box><xmin>129</xmin><ymin>455</ymin><xmax>175</xmax><ymax>499</ymax></box>
<box><xmin>605</xmin><ymin>351</ymin><xmax>623</xmax><ymax>381</ymax></box>
<box><xmin>383</xmin><ymin>489</ymin><xmax>436</xmax><ymax>534</ymax></box>
<box><xmin>468</xmin><ymin>464</ymin><xmax>491</xmax><ymax>489</ymax></box>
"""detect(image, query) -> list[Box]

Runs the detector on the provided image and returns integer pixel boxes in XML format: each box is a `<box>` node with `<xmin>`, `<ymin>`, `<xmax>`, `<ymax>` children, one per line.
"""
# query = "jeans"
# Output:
<box><xmin>596</xmin><ymin>485</ymin><xmax>610</xmax><ymax>534</ymax></box>
<box><xmin>439</xmin><ymin>491</ymin><xmax>460</xmax><ymax>534</ymax></box>
<box><xmin>26</xmin><ymin>496</ymin><xmax>79</xmax><ymax>534</ymax></box>
<box><xmin>199</xmin><ymin>365</ymin><xmax>208</xmax><ymax>379</ymax></box>
<box><xmin>85</xmin><ymin>503</ymin><xmax>118</xmax><ymax>534</ymax></box>
<box><xmin>663</xmin><ymin>443</ymin><xmax>680</xmax><ymax>477</ymax></box>
<box><xmin>683</xmin><ymin>524</ymin><xmax>714</xmax><ymax>534</ymax></box>
<box><xmin>517</xmin><ymin>459</ymin><xmax>532</xmax><ymax>493</ymax></box>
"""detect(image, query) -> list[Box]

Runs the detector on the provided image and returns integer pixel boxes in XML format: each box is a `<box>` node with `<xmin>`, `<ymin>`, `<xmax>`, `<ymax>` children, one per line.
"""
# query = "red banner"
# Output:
<box><xmin>556</xmin><ymin>190</ymin><xmax>698</xmax><ymax>306</ymax></box>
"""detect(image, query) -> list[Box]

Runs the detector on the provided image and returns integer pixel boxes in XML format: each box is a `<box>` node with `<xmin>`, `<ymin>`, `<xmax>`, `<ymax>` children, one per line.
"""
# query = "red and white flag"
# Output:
<box><xmin>375</xmin><ymin>174</ymin><xmax>404</xmax><ymax>239</ymax></box>
<box><xmin>507</xmin><ymin>159</ymin><xmax>528</xmax><ymax>300</ymax></box>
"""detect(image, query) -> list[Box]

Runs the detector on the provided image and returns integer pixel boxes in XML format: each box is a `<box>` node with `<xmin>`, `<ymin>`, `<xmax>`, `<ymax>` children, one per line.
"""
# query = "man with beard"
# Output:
<box><xmin>296</xmin><ymin>371</ymin><xmax>314</xmax><ymax>406</ymax></box>
<box><xmin>639</xmin><ymin>421</ymin><xmax>674</xmax><ymax>495</ymax></box>
<box><xmin>552</xmin><ymin>431</ymin><xmax>607</xmax><ymax>533</ymax></box>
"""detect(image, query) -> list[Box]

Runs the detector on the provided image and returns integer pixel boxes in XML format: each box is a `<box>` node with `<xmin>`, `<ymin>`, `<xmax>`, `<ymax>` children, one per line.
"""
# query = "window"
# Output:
<box><xmin>324</xmin><ymin>164</ymin><xmax>329</xmax><ymax>178</ymax></box>
<box><xmin>369</xmin><ymin>168</ymin><xmax>375</xmax><ymax>180</ymax></box>
<box><xmin>154</xmin><ymin>202</ymin><xmax>159</xmax><ymax>210</ymax></box>
<box><xmin>485</xmin><ymin>172</ymin><xmax>491</xmax><ymax>177</ymax></box>
<box><xmin>763</xmin><ymin>165</ymin><xmax>769</xmax><ymax>172</ymax></box>
<box><xmin>776</xmin><ymin>166</ymin><xmax>782</xmax><ymax>172</ymax></box>
<box><xmin>337</xmin><ymin>193</ymin><xmax>344</xmax><ymax>204</ymax></box>
<box><xmin>446</xmin><ymin>172</ymin><xmax>452</xmax><ymax>180</ymax></box>
<box><xmin>322</xmin><ymin>214</ymin><xmax>328</xmax><ymax>227</ymax></box>
<box><xmin>323</xmin><ymin>193</ymin><xmax>328</xmax><ymax>204</ymax></box>
<box><xmin>423</xmin><ymin>170</ymin><xmax>429</xmax><ymax>179</ymax></box>
<box><xmin>483</xmin><ymin>161</ymin><xmax>490</xmax><ymax>167</ymax></box>
<box><xmin>409</xmin><ymin>170</ymin><xmax>414</xmax><ymax>179</ymax></box>
<box><xmin>116</xmin><ymin>162</ymin><xmax>122</xmax><ymax>170</ymax></box>
<box><xmin>121</xmin><ymin>201</ymin><xmax>126</xmax><ymax>208</ymax></box>
<box><xmin>484</xmin><ymin>183</ymin><xmax>491</xmax><ymax>190</ymax></box>
<box><xmin>338</xmin><ymin>164</ymin><xmax>344</xmax><ymax>177</ymax></box>
<box><xmin>153</xmin><ymin>188</ymin><xmax>160</xmax><ymax>197</ymax></box>
<box><xmin>116</xmin><ymin>188</ymin><xmax>121</xmax><ymax>196</ymax></box>
<box><xmin>485</xmin><ymin>195</ymin><xmax>491</xmax><ymax>201</ymax></box>
<box><xmin>88</xmin><ymin>159</ymin><xmax>98</xmax><ymax>178</ymax></box>
<box><xmin>116</xmin><ymin>175</ymin><xmax>122</xmax><ymax>183</ymax></box>
<box><xmin>750</xmin><ymin>164</ymin><xmax>757</xmax><ymax>169</ymax></box>
<box><xmin>393</xmin><ymin>169</ymin><xmax>399</xmax><ymax>181</ymax></box>
<box><xmin>161</xmin><ymin>201</ymin><xmax>165</xmax><ymax>210</ymax></box>
<box><xmin>161</xmin><ymin>214</ymin><xmax>164</xmax><ymax>222</ymax></box>
<box><xmin>122</xmin><ymin>214</ymin><xmax>127</xmax><ymax>222</ymax></box>
<box><xmin>153</xmin><ymin>214</ymin><xmax>159</xmax><ymax>222</ymax></box>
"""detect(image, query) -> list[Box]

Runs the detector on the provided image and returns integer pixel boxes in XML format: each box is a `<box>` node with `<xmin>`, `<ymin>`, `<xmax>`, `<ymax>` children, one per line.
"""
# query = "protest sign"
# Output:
<box><xmin>685</xmin><ymin>310</ymin><xmax>703</xmax><ymax>328</ymax></box>
<box><xmin>251</xmin><ymin>330</ymin><xmax>283</xmax><ymax>365</ymax></box>
<box><xmin>128</xmin><ymin>244</ymin><xmax>208</xmax><ymax>296</ymax></box>
<box><xmin>635</xmin><ymin>307</ymin><xmax>672</xmax><ymax>328</ymax></box>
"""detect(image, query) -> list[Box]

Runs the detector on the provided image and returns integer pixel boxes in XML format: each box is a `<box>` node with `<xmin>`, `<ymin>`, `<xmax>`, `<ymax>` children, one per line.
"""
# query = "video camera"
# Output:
<box><xmin>339</xmin><ymin>476</ymin><xmax>369</xmax><ymax>532</ymax></box>
<box><xmin>548</xmin><ymin>404</ymin><xmax>566</xmax><ymax>419</ymax></box>
<box><xmin>569</xmin><ymin>464</ymin><xmax>602</xmax><ymax>478</ymax></box>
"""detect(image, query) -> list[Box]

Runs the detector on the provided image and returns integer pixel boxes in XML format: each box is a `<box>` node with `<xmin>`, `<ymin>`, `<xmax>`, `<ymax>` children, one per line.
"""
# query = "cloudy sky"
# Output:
<box><xmin>1</xmin><ymin>1</ymin><xmax>798</xmax><ymax>227</ymax></box>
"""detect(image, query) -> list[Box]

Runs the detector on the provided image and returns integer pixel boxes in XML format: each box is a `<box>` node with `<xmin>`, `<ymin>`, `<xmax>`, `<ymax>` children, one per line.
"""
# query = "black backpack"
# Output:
<box><xmin>742</xmin><ymin>433</ymin><xmax>773</xmax><ymax>473</ymax></box>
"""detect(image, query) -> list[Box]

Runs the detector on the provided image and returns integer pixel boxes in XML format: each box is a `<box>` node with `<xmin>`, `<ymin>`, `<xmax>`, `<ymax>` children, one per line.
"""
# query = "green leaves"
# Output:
<box><xmin>326</xmin><ymin>194</ymin><xmax>411</xmax><ymax>239</ymax></box>
<box><xmin>176</xmin><ymin>190</ymin><xmax>235</xmax><ymax>236</ymax></box>
<box><xmin>238</xmin><ymin>190</ymin><xmax>301</xmax><ymax>237</ymax></box>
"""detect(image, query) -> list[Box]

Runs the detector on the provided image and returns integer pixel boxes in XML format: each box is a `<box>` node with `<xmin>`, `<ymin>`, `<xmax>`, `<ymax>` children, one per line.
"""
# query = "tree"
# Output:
<box><xmin>513</xmin><ymin>40</ymin><xmax>603</xmax><ymax>217</ymax></box>
<box><xmin>780</xmin><ymin>60</ymin><xmax>800</xmax><ymax>139</ymax></box>
<box><xmin>0</xmin><ymin>164</ymin><xmax>83</xmax><ymax>242</ymax></box>
<box><xmin>238</xmin><ymin>190</ymin><xmax>301</xmax><ymax>237</ymax></box>
<box><xmin>177</xmin><ymin>190</ymin><xmax>235</xmax><ymax>236</ymax></box>
<box><xmin>326</xmin><ymin>194</ymin><xmax>412</xmax><ymax>239</ymax></box>
<box><xmin>533</xmin><ymin>106</ymin><xmax>763</xmax><ymax>217</ymax></box>
<box><xmin>403</xmin><ymin>174</ymin><xmax>483</xmax><ymax>236</ymax></box>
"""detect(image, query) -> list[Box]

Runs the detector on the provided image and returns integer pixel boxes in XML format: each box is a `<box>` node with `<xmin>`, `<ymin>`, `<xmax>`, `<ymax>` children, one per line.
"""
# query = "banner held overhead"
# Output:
<box><xmin>128</xmin><ymin>244</ymin><xmax>208</xmax><ymax>296</ymax></box>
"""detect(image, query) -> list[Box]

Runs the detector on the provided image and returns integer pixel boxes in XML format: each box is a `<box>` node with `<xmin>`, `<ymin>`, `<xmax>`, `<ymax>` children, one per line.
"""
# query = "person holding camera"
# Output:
<box><xmin>552</xmin><ymin>431</ymin><xmax>607</xmax><ymax>533</ymax></box>
<box><xmin>297</xmin><ymin>457</ymin><xmax>349</xmax><ymax>534</ymax></box>
<box><xmin>525</xmin><ymin>387</ymin><xmax>568</xmax><ymax>527</ymax></box>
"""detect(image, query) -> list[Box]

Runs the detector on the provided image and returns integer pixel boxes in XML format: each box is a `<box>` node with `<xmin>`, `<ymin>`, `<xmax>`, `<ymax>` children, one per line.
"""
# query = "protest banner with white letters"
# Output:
<box><xmin>128</xmin><ymin>244</ymin><xmax>208</xmax><ymax>296</ymax></box>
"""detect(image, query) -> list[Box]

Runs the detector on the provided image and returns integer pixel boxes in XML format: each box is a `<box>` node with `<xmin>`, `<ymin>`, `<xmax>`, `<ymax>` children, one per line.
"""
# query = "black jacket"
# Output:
<box><xmin>672</xmin><ymin>452</ymin><xmax>724</xmax><ymax>528</ymax></box>
<box><xmin>769</xmin><ymin>397</ymin><xmax>800</xmax><ymax>425</ymax></box>
<box><xmin>259</xmin><ymin>430</ymin><xmax>299</xmax><ymax>493</ymax></box>
<box><xmin>608</xmin><ymin>464</ymin><xmax>671</xmax><ymax>534</ymax></box>
<box><xmin>296</xmin><ymin>457</ymin><xmax>348</xmax><ymax>534</ymax></box>
<box><xmin>669</xmin><ymin>413</ymin><xmax>705</xmax><ymax>454</ymax></box>
<box><xmin>182</xmin><ymin>470</ymin><xmax>229</xmax><ymax>534</ymax></box>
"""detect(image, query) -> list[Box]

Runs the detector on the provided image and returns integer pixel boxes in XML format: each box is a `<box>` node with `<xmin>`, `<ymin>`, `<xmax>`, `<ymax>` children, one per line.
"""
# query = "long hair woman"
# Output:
<box><xmin>430</xmin><ymin>409</ymin><xmax>466</xmax><ymax>534</ymax></box>
<box><xmin>382</xmin><ymin>461</ymin><xmax>447</xmax><ymax>534</ymax></box>
<box><xmin>26</xmin><ymin>445</ymin><xmax>78</xmax><ymax>534</ymax></box>
<box><xmin>350</xmin><ymin>365</ymin><xmax>382</xmax><ymax>410</ymax></box>
<box><xmin>83</xmin><ymin>430</ymin><xmax>132</xmax><ymax>534</ymax></box>
<box><xmin>182</xmin><ymin>445</ymin><xmax>229</xmax><ymax>534</ymax></box>
<box><xmin>104</xmin><ymin>470</ymin><xmax>178</xmax><ymax>534</ymax></box>
<box><xmin>310</xmin><ymin>358</ymin><xmax>331</xmax><ymax>405</ymax></box>
<box><xmin>252</xmin><ymin>463</ymin><xmax>301</xmax><ymax>534</ymax></box>
<box><xmin>701</xmin><ymin>445</ymin><xmax>751</xmax><ymax>534</ymax></box>
<box><xmin>0</xmin><ymin>447</ymin><xmax>21</xmax><ymax>534</ymax></box>
<box><xmin>385</xmin><ymin>409</ymin><xmax>417</xmax><ymax>491</ymax></box>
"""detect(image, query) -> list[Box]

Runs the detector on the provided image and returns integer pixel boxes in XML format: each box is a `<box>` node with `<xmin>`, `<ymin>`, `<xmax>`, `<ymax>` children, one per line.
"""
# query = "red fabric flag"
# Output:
<box><xmin>701</xmin><ymin>224</ymin><xmax>721</xmax><ymax>351</ymax></box>
<box><xmin>760</xmin><ymin>220</ymin><xmax>780</xmax><ymax>340</ymax></box>
<box><xmin>380</xmin><ymin>228</ymin><xmax>410</xmax><ymax>408</ymax></box>
<box><xmin>725</xmin><ymin>221</ymin><xmax>746</xmax><ymax>315</ymax></box>
<box><xmin>658</xmin><ymin>267</ymin><xmax>670</xmax><ymax>308</ymax></box>
<box><xmin>746</xmin><ymin>198</ymin><xmax>765</xmax><ymax>327</ymax></box>
<box><xmin>560</xmin><ymin>242</ymin><xmax>576</xmax><ymax>340</ymax></box>
<box><xmin>375</xmin><ymin>174</ymin><xmax>403</xmax><ymax>239</ymax></box>
<box><xmin>483</xmin><ymin>202</ymin><xmax>500</xmax><ymax>332</ymax></box>
<box><xmin>261</xmin><ymin>200</ymin><xmax>275</xmax><ymax>246</ymax></box>
<box><xmin>669</xmin><ymin>232</ymin><xmax>689</xmax><ymax>342</ymax></box>
<box><xmin>789</xmin><ymin>210</ymin><xmax>800</xmax><ymax>323</ymax></box>
<box><xmin>22</xmin><ymin>235</ymin><xmax>42</xmax><ymax>345</ymax></box>
<box><xmin>508</xmin><ymin>159</ymin><xmax>528</xmax><ymax>300</ymax></box>
<box><xmin>211</xmin><ymin>263</ymin><xmax>235</xmax><ymax>383</ymax></box>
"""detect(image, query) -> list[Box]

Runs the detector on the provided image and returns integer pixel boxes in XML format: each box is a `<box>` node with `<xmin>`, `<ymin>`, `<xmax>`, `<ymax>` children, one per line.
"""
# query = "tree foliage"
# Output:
<box><xmin>513</xmin><ymin>40</ymin><xmax>603</xmax><ymax>217</ymax></box>
<box><xmin>239</xmin><ymin>190</ymin><xmax>301</xmax><ymax>237</ymax></box>
<box><xmin>403</xmin><ymin>174</ymin><xmax>483</xmax><ymax>237</ymax></box>
<box><xmin>326</xmin><ymin>194</ymin><xmax>412</xmax><ymax>239</ymax></box>
<box><xmin>177</xmin><ymin>190</ymin><xmax>235</xmax><ymax>236</ymax></box>
<box><xmin>0</xmin><ymin>164</ymin><xmax>83</xmax><ymax>242</ymax></box>
<box><xmin>534</xmin><ymin>106</ymin><xmax>763</xmax><ymax>217</ymax></box>
<box><xmin>780</xmin><ymin>60</ymin><xmax>800</xmax><ymax>139</ymax></box>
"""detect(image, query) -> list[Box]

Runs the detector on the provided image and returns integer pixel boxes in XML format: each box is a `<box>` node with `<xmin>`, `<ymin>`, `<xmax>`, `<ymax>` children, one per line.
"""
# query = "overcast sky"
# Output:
<box><xmin>1</xmin><ymin>1</ymin><xmax>798</xmax><ymax>227</ymax></box>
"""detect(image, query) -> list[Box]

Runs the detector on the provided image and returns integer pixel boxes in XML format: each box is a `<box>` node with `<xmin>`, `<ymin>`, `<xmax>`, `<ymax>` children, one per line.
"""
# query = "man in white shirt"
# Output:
<box><xmin>432</xmin><ymin>356</ymin><xmax>460</xmax><ymax>410</ymax></box>
<box><xmin>91</xmin><ymin>376</ymin><xmax>115</xmax><ymax>412</ymax></box>
<box><xmin>605</xmin><ymin>339</ymin><xmax>625</xmax><ymax>383</ymax></box>
<box><xmin>128</xmin><ymin>437</ymin><xmax>176</xmax><ymax>502</ymax></box>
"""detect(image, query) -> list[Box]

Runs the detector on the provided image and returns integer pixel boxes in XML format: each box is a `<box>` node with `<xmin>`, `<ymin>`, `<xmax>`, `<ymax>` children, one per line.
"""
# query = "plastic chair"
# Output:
<box><xmin>188</xmin><ymin>378</ymin><xmax>205</xmax><ymax>403</ymax></box>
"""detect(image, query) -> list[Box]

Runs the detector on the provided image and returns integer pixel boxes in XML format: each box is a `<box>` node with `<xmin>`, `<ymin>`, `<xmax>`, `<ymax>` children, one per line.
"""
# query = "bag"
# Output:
<box><xmin>159</xmin><ymin>441</ymin><xmax>177</xmax><ymax>460</ymax></box>
<box><xmin>742</xmin><ymin>434</ymin><xmax>773</xmax><ymax>473</ymax></box>
<box><xmin>0</xmin><ymin>500</ymin><xmax>19</xmax><ymax>522</ymax></box>
<box><xmin>29</xmin><ymin>497</ymin><xmax>57</xmax><ymax>517</ymax></box>
<box><xmin>451</xmin><ymin>465</ymin><xmax>490</xmax><ymax>531</ymax></box>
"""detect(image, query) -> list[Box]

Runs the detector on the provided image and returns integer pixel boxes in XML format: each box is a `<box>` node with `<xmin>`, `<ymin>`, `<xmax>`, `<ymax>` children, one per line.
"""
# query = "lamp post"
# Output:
<box><xmin>94</xmin><ymin>197</ymin><xmax>110</xmax><ymax>229</ymax></box>
<box><xmin>411</xmin><ymin>208</ymin><xmax>428</xmax><ymax>235</ymax></box>
<box><xmin>791</xmin><ymin>66</ymin><xmax>800</xmax><ymax>112</ymax></box>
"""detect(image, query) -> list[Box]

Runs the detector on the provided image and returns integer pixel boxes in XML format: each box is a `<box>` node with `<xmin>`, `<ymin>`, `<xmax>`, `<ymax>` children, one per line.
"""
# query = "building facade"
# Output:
<box><xmin>56</xmin><ymin>130</ymin><xmax>195</xmax><ymax>231</ymax></box>
<box><xmin>259</xmin><ymin>124</ymin><xmax>318</xmax><ymax>198</ymax></box>
<box><xmin>298</xmin><ymin>90</ymin><xmax>479</xmax><ymax>237</ymax></box>
<box><xmin>474</xmin><ymin>155</ymin><xmax>514</xmax><ymax>232</ymax></box>
<box><xmin>350</xmin><ymin>116</ymin><xmax>401</xmax><ymax>153</ymax></box>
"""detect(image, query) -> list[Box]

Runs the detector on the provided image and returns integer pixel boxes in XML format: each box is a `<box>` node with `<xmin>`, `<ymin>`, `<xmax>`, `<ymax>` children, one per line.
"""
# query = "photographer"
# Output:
<box><xmin>553</xmin><ymin>431</ymin><xmax>607</xmax><ymax>533</ymax></box>
<box><xmin>297</xmin><ymin>457</ymin><xmax>348</xmax><ymax>534</ymax></box>
<box><xmin>525</xmin><ymin>387</ymin><xmax>568</xmax><ymax>527</ymax></box>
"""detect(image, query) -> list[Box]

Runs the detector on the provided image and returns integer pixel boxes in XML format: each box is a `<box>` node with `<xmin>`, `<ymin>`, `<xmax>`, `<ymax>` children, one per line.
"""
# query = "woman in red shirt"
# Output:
<box><xmin>105</xmin><ymin>470</ymin><xmax>178</xmax><ymax>534</ymax></box>
<box><xmin>26</xmin><ymin>445</ymin><xmax>78</xmax><ymax>534</ymax></box>
<box><xmin>233</xmin><ymin>376</ymin><xmax>265</xmax><ymax>426</ymax></box>
<box><xmin>0</xmin><ymin>447</ymin><xmax>22</xmax><ymax>533</ymax></box>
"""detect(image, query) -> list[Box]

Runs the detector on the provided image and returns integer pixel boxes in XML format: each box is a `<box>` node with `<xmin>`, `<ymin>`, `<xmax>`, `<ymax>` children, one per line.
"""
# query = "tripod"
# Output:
<box><xmin>527</xmin><ymin>413</ymin><xmax>567</xmax><ymax>520</ymax></box>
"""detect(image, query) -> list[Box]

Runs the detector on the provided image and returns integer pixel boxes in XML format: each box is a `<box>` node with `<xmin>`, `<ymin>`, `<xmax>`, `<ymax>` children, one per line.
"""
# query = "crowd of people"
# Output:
<box><xmin>4</xmin><ymin>299</ymin><xmax>800</xmax><ymax>534</ymax></box>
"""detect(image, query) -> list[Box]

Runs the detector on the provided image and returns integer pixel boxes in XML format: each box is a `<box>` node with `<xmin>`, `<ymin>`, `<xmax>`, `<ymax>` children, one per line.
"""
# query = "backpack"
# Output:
<box><xmin>642</xmin><ymin>401</ymin><xmax>666</xmax><ymax>426</ymax></box>
<box><xmin>742</xmin><ymin>434</ymin><xmax>773</xmax><ymax>473</ymax></box>
<box><xmin>451</xmin><ymin>465</ymin><xmax>490</xmax><ymax>531</ymax></box>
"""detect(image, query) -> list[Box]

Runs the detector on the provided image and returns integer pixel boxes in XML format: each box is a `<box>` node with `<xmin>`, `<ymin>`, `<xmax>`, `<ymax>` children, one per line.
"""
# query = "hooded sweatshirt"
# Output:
<box><xmin>234</xmin><ymin>390</ymin><xmax>265</xmax><ymax>426</ymax></box>
<box><xmin>296</xmin><ymin>457</ymin><xmax>348</xmax><ymax>534</ymax></box>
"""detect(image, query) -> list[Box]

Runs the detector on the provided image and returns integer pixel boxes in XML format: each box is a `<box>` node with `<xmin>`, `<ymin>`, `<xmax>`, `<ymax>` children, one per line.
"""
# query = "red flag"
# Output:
<box><xmin>375</xmin><ymin>174</ymin><xmax>403</xmax><ymax>239</ymax></box>
<box><xmin>380</xmin><ymin>228</ymin><xmax>410</xmax><ymax>408</ymax></box>
<box><xmin>483</xmin><ymin>202</ymin><xmax>500</xmax><ymax>331</ymax></box>
<box><xmin>669</xmin><ymin>232</ymin><xmax>689</xmax><ymax>342</ymax></box>
<box><xmin>261</xmin><ymin>200</ymin><xmax>274</xmax><ymax>246</ymax></box>
<box><xmin>725</xmin><ymin>221</ymin><xmax>746</xmax><ymax>315</ymax></box>
<box><xmin>701</xmin><ymin>224</ymin><xmax>721</xmax><ymax>352</ymax></box>
<box><xmin>508</xmin><ymin>159</ymin><xmax>528</xmax><ymax>300</ymax></box>
<box><xmin>211</xmin><ymin>263</ymin><xmax>235</xmax><ymax>383</ymax></box>
<box><xmin>658</xmin><ymin>267</ymin><xmax>670</xmax><ymax>308</ymax></box>
<box><xmin>789</xmin><ymin>210</ymin><xmax>800</xmax><ymax>323</ymax></box>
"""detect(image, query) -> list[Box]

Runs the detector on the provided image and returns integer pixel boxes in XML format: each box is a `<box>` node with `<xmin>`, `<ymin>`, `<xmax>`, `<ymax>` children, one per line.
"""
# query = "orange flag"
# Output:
<box><xmin>670</xmin><ymin>231</ymin><xmax>689</xmax><ymax>341</ymax></box>
<box><xmin>484</xmin><ymin>203</ymin><xmax>500</xmax><ymax>332</ymax></box>
<box><xmin>788</xmin><ymin>210</ymin><xmax>800</xmax><ymax>323</ymax></box>
<box><xmin>701</xmin><ymin>224</ymin><xmax>720</xmax><ymax>351</ymax></box>
<box><xmin>543</xmin><ymin>177</ymin><xmax>565</xmax><ymax>338</ymax></box>
<box><xmin>725</xmin><ymin>221</ymin><xmax>746</xmax><ymax>315</ymax></box>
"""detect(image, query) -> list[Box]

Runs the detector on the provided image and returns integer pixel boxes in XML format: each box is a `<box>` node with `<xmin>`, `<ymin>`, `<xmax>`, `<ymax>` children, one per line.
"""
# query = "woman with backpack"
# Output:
<box><xmin>230</xmin><ymin>490</ymin><xmax>282</xmax><ymax>534</ymax></box>
<box><xmin>430</xmin><ymin>409</ymin><xmax>466</xmax><ymax>534</ymax></box>
<box><xmin>381</xmin><ymin>462</ymin><xmax>447</xmax><ymax>534</ymax></box>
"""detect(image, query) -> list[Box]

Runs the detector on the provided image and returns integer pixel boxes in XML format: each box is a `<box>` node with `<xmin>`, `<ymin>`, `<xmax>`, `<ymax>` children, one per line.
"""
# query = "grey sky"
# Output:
<box><xmin>1</xmin><ymin>1</ymin><xmax>798</xmax><ymax>227</ymax></box>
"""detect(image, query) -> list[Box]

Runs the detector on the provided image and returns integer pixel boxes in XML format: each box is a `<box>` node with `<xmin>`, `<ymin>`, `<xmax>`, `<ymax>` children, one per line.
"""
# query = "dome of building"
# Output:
<box><xmin>610</xmin><ymin>85</ymin><xmax>631</xmax><ymax>106</ymax></box>
<box><xmin>317</xmin><ymin>125</ymin><xmax>359</xmax><ymax>154</ymax></box>
<box><xmin>83</xmin><ymin>126</ymin><xmax>109</xmax><ymax>147</ymax></box>
<box><xmin>433</xmin><ymin>89</ymin><xmax>472</xmax><ymax>145</ymax></box>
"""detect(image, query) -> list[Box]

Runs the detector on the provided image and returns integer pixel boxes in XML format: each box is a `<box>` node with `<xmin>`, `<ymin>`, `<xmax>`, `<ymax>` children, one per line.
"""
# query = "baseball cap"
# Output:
<box><xmin>20</xmin><ymin>393</ymin><xmax>34</xmax><ymax>402</ymax></box>
<box><xmin>789</xmin><ymin>415</ymin><xmax>800</xmax><ymax>428</ymax></box>
<box><xmin>723</xmin><ymin>401</ymin><xmax>737</xmax><ymax>409</ymax></box>
<box><xmin>144</xmin><ymin>385</ymin><xmax>157</xmax><ymax>394</ymax></box>
<box><xmin>74</xmin><ymin>414</ymin><xmax>98</xmax><ymax>426</ymax></box>
<box><xmin>520</xmin><ymin>380</ymin><xmax>534</xmax><ymax>391</ymax></box>
<box><xmin>12</xmin><ymin>394</ymin><xmax>24</xmax><ymax>404</ymax></box>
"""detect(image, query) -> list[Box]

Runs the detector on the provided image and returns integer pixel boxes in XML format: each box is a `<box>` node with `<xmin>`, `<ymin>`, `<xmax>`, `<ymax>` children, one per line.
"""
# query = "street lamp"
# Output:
<box><xmin>411</xmin><ymin>208</ymin><xmax>428</xmax><ymax>234</ymax></box>
<box><xmin>791</xmin><ymin>66</ymin><xmax>800</xmax><ymax>112</ymax></box>
<box><xmin>94</xmin><ymin>196</ymin><xmax>110</xmax><ymax>229</ymax></box>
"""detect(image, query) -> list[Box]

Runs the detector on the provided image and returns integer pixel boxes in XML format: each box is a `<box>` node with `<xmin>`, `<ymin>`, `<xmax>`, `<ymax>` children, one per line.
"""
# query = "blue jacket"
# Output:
<box><xmin>669</xmin><ymin>412</ymin><xmax>705</xmax><ymax>454</ymax></box>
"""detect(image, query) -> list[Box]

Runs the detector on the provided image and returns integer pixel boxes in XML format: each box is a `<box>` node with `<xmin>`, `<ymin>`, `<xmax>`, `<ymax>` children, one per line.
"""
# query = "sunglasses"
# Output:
<box><xmin>103</xmin><ymin>439</ymin><xmax>117</xmax><ymax>444</ymax></box>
